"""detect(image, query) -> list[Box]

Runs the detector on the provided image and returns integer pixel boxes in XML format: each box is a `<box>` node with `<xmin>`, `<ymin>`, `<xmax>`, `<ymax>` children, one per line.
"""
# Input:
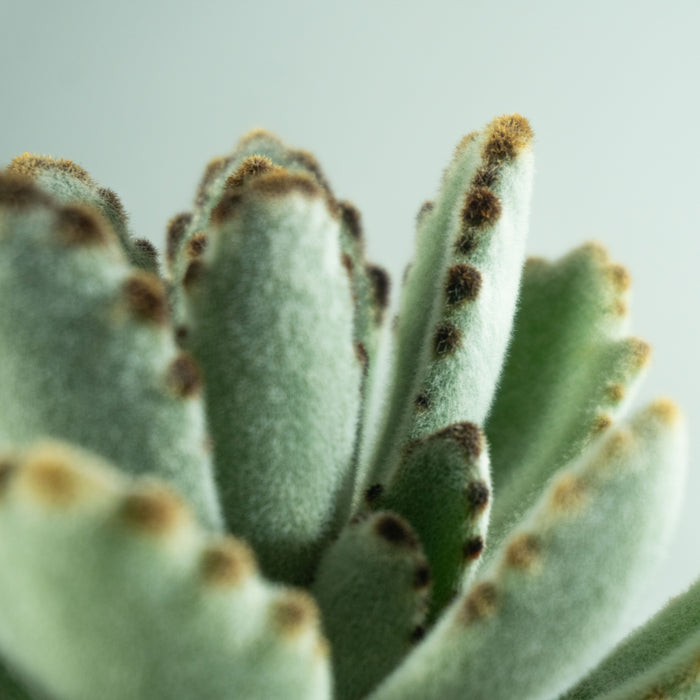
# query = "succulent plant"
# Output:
<box><xmin>0</xmin><ymin>113</ymin><xmax>696</xmax><ymax>700</ymax></box>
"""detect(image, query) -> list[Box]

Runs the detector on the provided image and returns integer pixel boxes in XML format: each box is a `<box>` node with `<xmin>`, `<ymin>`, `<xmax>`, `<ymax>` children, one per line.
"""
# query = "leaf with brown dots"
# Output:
<box><xmin>0</xmin><ymin>440</ymin><xmax>331</xmax><ymax>700</ymax></box>
<box><xmin>368</xmin><ymin>113</ymin><xmax>534</xmax><ymax>487</ymax></box>
<box><xmin>368</xmin><ymin>401</ymin><xmax>686</xmax><ymax>700</ymax></box>
<box><xmin>376</xmin><ymin>422</ymin><xmax>491</xmax><ymax>618</ymax></box>
<box><xmin>486</xmin><ymin>243</ymin><xmax>651</xmax><ymax>556</ymax></box>
<box><xmin>313</xmin><ymin>511</ymin><xmax>431</xmax><ymax>700</ymax></box>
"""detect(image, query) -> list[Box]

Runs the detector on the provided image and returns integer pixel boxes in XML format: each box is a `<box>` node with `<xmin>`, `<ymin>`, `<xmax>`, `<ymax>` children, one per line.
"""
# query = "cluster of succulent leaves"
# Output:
<box><xmin>0</xmin><ymin>113</ymin><xmax>697</xmax><ymax>700</ymax></box>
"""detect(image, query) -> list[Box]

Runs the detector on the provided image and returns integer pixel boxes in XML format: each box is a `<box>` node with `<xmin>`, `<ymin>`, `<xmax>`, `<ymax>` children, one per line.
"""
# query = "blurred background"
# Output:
<box><xmin>1</xmin><ymin>0</ymin><xmax>698</xmax><ymax>636</ymax></box>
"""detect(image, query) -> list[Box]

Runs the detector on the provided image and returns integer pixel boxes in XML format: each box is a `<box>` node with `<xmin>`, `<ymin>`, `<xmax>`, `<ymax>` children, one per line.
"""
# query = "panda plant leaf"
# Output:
<box><xmin>0</xmin><ymin>114</ymin><xmax>694</xmax><ymax>700</ymax></box>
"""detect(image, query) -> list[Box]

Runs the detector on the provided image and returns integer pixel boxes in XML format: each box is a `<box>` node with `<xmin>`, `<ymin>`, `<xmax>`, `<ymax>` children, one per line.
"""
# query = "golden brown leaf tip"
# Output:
<box><xmin>200</xmin><ymin>537</ymin><xmax>256</xmax><ymax>587</ymax></box>
<box><xmin>55</xmin><ymin>204</ymin><xmax>110</xmax><ymax>246</ymax></box>
<box><xmin>436</xmin><ymin>421</ymin><xmax>484</xmax><ymax>459</ymax></box>
<box><xmin>627</xmin><ymin>337</ymin><xmax>653</xmax><ymax>370</ymax></box>
<box><xmin>646</xmin><ymin>398</ymin><xmax>682</xmax><ymax>426</ymax></box>
<box><xmin>433</xmin><ymin>322</ymin><xmax>463</xmax><ymax>358</ymax></box>
<box><xmin>224</xmin><ymin>155</ymin><xmax>278</xmax><ymax>191</ymax></box>
<box><xmin>0</xmin><ymin>173</ymin><xmax>53</xmax><ymax>210</ymax></box>
<box><xmin>124</xmin><ymin>271</ymin><xmax>168</xmax><ymax>324</ymax></box>
<box><xmin>416</xmin><ymin>200</ymin><xmax>434</xmax><ymax>226</ymax></box>
<box><xmin>185</xmin><ymin>232</ymin><xmax>208</xmax><ymax>259</ymax></box>
<box><xmin>339</xmin><ymin>200</ymin><xmax>363</xmax><ymax>241</ymax></box>
<box><xmin>606</xmin><ymin>263</ymin><xmax>632</xmax><ymax>293</ymax></box>
<box><xmin>120</xmin><ymin>483</ymin><xmax>187</xmax><ymax>535</ymax></box>
<box><xmin>270</xmin><ymin>590</ymin><xmax>321</xmax><ymax>638</ymax></box>
<box><xmin>21</xmin><ymin>448</ymin><xmax>90</xmax><ymax>507</ymax></box>
<box><xmin>97</xmin><ymin>187</ymin><xmax>128</xmax><ymax>223</ymax></box>
<box><xmin>166</xmin><ymin>353</ymin><xmax>203</xmax><ymax>398</ymax></box>
<box><xmin>413</xmin><ymin>562</ymin><xmax>432</xmax><ymax>590</ymax></box>
<box><xmin>464</xmin><ymin>480</ymin><xmax>490</xmax><ymax>513</ymax></box>
<box><xmin>460</xmin><ymin>581</ymin><xmax>498</xmax><ymax>624</ymax></box>
<box><xmin>165</xmin><ymin>212</ymin><xmax>192</xmax><ymax>264</ymax></box>
<box><xmin>374</xmin><ymin>513</ymin><xmax>419</xmax><ymax>550</ymax></box>
<box><xmin>482</xmin><ymin>113</ymin><xmax>534</xmax><ymax>164</ymax></box>
<box><xmin>549</xmin><ymin>472</ymin><xmax>589</xmax><ymax>515</ymax></box>
<box><xmin>445</xmin><ymin>264</ymin><xmax>482</xmax><ymax>306</ymax></box>
<box><xmin>8</xmin><ymin>153</ymin><xmax>93</xmax><ymax>184</ymax></box>
<box><xmin>367</xmin><ymin>264</ymin><xmax>391</xmax><ymax>312</ymax></box>
<box><xmin>461</xmin><ymin>186</ymin><xmax>502</xmax><ymax>229</ymax></box>
<box><xmin>462</xmin><ymin>536</ymin><xmax>485</xmax><ymax>561</ymax></box>
<box><xmin>505</xmin><ymin>533</ymin><xmax>542</xmax><ymax>571</ymax></box>
<box><xmin>134</xmin><ymin>239</ymin><xmax>159</xmax><ymax>266</ymax></box>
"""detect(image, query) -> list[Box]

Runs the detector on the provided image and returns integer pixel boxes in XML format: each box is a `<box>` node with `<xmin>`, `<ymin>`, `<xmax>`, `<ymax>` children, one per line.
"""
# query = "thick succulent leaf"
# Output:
<box><xmin>562</xmin><ymin>578</ymin><xmax>700</xmax><ymax>700</ymax></box>
<box><xmin>486</xmin><ymin>244</ymin><xmax>650</xmax><ymax>550</ymax></box>
<box><xmin>368</xmin><ymin>114</ymin><xmax>534</xmax><ymax>486</ymax></box>
<box><xmin>182</xmin><ymin>168</ymin><xmax>361</xmax><ymax>584</ymax></box>
<box><xmin>372</xmin><ymin>422</ymin><xmax>491</xmax><ymax>617</ymax></box>
<box><xmin>0</xmin><ymin>175</ymin><xmax>222</xmax><ymax>530</ymax></box>
<box><xmin>4</xmin><ymin>154</ymin><xmax>148</xmax><ymax>268</ymax></box>
<box><xmin>0</xmin><ymin>442</ymin><xmax>331</xmax><ymax>700</ymax></box>
<box><xmin>313</xmin><ymin>511</ymin><xmax>431</xmax><ymax>700</ymax></box>
<box><xmin>368</xmin><ymin>400</ymin><xmax>687</xmax><ymax>700</ymax></box>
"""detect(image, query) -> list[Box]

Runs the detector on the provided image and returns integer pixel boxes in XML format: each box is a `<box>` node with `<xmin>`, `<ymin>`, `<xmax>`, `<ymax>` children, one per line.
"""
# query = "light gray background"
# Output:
<box><xmin>1</xmin><ymin>0</ymin><xmax>698</xmax><ymax>633</ymax></box>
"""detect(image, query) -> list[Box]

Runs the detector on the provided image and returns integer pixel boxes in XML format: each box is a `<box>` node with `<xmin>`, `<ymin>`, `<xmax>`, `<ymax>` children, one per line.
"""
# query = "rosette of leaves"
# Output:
<box><xmin>0</xmin><ymin>114</ymin><xmax>695</xmax><ymax>700</ymax></box>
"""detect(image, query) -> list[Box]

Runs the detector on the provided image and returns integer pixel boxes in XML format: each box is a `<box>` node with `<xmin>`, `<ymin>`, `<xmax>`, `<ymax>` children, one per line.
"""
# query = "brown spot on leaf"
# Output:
<box><xmin>464</xmin><ymin>480</ymin><xmax>490</xmax><ymax>513</ymax></box>
<box><xmin>463</xmin><ymin>536</ymin><xmax>484</xmax><ymax>561</ymax></box>
<box><xmin>186</xmin><ymin>232</ymin><xmax>208</xmax><ymax>259</ymax></box>
<box><xmin>339</xmin><ymin>200</ymin><xmax>363</xmax><ymax>241</ymax></box>
<box><xmin>271</xmin><ymin>590</ymin><xmax>320</xmax><ymax>638</ymax></box>
<box><xmin>471</xmin><ymin>165</ymin><xmax>500</xmax><ymax>189</ymax></box>
<box><xmin>461</xmin><ymin>187</ymin><xmax>502</xmax><ymax>229</ymax></box>
<box><xmin>200</xmin><ymin>537</ymin><xmax>256</xmax><ymax>587</ymax></box>
<box><xmin>454</xmin><ymin>231</ymin><xmax>479</xmax><ymax>257</ymax></box>
<box><xmin>374</xmin><ymin>513</ymin><xmax>418</xmax><ymax>550</ymax></box>
<box><xmin>414</xmin><ymin>391</ymin><xmax>431</xmax><ymax>411</ymax></box>
<box><xmin>210</xmin><ymin>190</ymin><xmax>244</xmax><ymax>226</ymax></box>
<box><xmin>0</xmin><ymin>457</ymin><xmax>16</xmax><ymax>494</ymax></box>
<box><xmin>341</xmin><ymin>252</ymin><xmax>354</xmax><ymax>276</ymax></box>
<box><xmin>183</xmin><ymin>259</ymin><xmax>204</xmax><ymax>290</ymax></box>
<box><xmin>0</xmin><ymin>173</ymin><xmax>53</xmax><ymax>210</ymax></box>
<box><xmin>413</xmin><ymin>562</ymin><xmax>431</xmax><ymax>590</ymax></box>
<box><xmin>549</xmin><ymin>473</ymin><xmax>589</xmax><ymax>514</ymax></box>
<box><xmin>120</xmin><ymin>484</ymin><xmax>187</xmax><ymax>535</ymax></box>
<box><xmin>436</xmin><ymin>422</ymin><xmax>484</xmax><ymax>459</ymax></box>
<box><xmin>56</xmin><ymin>205</ymin><xmax>110</xmax><ymax>246</ymax></box>
<box><xmin>124</xmin><ymin>272</ymin><xmax>168</xmax><ymax>324</ymax></box>
<box><xmin>166</xmin><ymin>353</ymin><xmax>202</xmax><ymax>398</ymax></box>
<box><xmin>355</xmin><ymin>342</ymin><xmax>368</xmax><ymax>368</ymax></box>
<box><xmin>433</xmin><ymin>322</ymin><xmax>462</xmax><ymax>358</ymax></box>
<box><xmin>460</xmin><ymin>581</ymin><xmax>498</xmax><ymax>624</ymax></box>
<box><xmin>367</xmin><ymin>264</ymin><xmax>390</xmax><ymax>313</ymax></box>
<box><xmin>445</xmin><ymin>264</ymin><xmax>482</xmax><ymax>306</ymax></box>
<box><xmin>288</xmin><ymin>148</ymin><xmax>332</xmax><ymax>192</ymax></box>
<box><xmin>505</xmin><ymin>533</ymin><xmax>542</xmax><ymax>571</ymax></box>
<box><xmin>22</xmin><ymin>448</ymin><xmax>90</xmax><ymax>507</ymax></box>
<box><xmin>605</xmin><ymin>383</ymin><xmax>625</xmax><ymax>403</ymax></box>
<box><xmin>591</xmin><ymin>414</ymin><xmax>614</xmax><ymax>435</ymax></box>
<box><xmin>364</xmin><ymin>483</ymin><xmax>384</xmax><ymax>505</ymax></box>
<box><xmin>410</xmin><ymin>625</ymin><xmax>426</xmax><ymax>643</ymax></box>
<box><xmin>248</xmin><ymin>170</ymin><xmax>320</xmax><ymax>200</ymax></box>
<box><xmin>607</xmin><ymin>263</ymin><xmax>631</xmax><ymax>293</ymax></box>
